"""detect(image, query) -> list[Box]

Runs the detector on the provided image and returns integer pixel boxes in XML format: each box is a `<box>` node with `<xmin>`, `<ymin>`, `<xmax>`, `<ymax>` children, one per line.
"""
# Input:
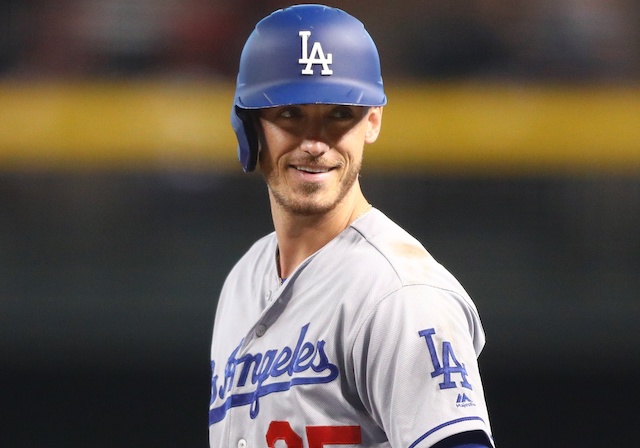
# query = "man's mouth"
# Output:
<box><xmin>293</xmin><ymin>166</ymin><xmax>333</xmax><ymax>174</ymax></box>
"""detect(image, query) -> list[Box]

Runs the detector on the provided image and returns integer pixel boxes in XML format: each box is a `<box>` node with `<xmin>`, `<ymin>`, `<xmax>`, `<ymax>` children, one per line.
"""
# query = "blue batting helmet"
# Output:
<box><xmin>231</xmin><ymin>4</ymin><xmax>387</xmax><ymax>172</ymax></box>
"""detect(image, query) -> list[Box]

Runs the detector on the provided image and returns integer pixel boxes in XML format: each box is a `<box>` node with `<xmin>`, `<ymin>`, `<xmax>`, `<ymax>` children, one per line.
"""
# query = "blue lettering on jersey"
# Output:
<box><xmin>209</xmin><ymin>323</ymin><xmax>339</xmax><ymax>425</ymax></box>
<box><xmin>418</xmin><ymin>328</ymin><xmax>472</xmax><ymax>390</ymax></box>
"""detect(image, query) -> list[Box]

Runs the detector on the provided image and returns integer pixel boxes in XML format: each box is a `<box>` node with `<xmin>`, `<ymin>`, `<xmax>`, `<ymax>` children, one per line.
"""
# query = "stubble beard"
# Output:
<box><xmin>266</xmin><ymin>160</ymin><xmax>361</xmax><ymax>217</ymax></box>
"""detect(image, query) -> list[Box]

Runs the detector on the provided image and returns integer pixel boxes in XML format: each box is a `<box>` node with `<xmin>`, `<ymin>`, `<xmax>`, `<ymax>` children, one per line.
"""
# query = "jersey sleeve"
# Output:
<box><xmin>350</xmin><ymin>284</ymin><xmax>495</xmax><ymax>447</ymax></box>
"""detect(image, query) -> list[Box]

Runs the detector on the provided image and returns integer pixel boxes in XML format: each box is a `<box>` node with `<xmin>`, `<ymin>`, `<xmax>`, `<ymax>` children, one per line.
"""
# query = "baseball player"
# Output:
<box><xmin>209</xmin><ymin>4</ymin><xmax>495</xmax><ymax>447</ymax></box>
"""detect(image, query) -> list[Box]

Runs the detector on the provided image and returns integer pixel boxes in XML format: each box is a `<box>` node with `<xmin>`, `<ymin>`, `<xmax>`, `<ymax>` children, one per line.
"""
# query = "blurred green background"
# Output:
<box><xmin>1</xmin><ymin>1</ymin><xmax>639</xmax><ymax>447</ymax></box>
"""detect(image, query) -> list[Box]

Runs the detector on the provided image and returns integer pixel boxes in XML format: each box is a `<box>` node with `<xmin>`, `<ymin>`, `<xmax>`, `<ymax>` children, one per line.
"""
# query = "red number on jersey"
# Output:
<box><xmin>306</xmin><ymin>425</ymin><xmax>362</xmax><ymax>448</ymax></box>
<box><xmin>266</xmin><ymin>421</ymin><xmax>303</xmax><ymax>448</ymax></box>
<box><xmin>266</xmin><ymin>421</ymin><xmax>362</xmax><ymax>447</ymax></box>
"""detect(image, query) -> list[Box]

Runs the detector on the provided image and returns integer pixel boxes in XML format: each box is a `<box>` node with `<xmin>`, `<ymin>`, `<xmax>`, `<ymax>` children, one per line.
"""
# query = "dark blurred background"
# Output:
<box><xmin>1</xmin><ymin>1</ymin><xmax>639</xmax><ymax>447</ymax></box>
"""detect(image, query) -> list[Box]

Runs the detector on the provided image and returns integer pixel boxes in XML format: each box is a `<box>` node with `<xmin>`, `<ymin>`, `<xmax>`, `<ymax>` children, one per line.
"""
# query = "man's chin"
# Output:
<box><xmin>268</xmin><ymin>169</ymin><xmax>359</xmax><ymax>217</ymax></box>
<box><xmin>280</xmin><ymin>198</ymin><xmax>335</xmax><ymax>217</ymax></box>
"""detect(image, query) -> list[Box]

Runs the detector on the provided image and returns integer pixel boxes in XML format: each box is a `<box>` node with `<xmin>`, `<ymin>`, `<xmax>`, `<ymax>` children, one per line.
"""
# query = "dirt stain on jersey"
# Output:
<box><xmin>391</xmin><ymin>242</ymin><xmax>431</xmax><ymax>259</ymax></box>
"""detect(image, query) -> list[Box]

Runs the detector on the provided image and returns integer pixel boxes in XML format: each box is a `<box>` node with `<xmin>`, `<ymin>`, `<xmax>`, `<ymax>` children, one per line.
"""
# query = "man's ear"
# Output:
<box><xmin>364</xmin><ymin>106</ymin><xmax>383</xmax><ymax>144</ymax></box>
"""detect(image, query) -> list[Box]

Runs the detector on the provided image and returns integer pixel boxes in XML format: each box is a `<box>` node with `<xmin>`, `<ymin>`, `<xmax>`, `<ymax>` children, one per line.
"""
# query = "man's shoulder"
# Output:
<box><xmin>349</xmin><ymin>209</ymin><xmax>464</xmax><ymax>292</ymax></box>
<box><xmin>226</xmin><ymin>232</ymin><xmax>277</xmax><ymax>279</ymax></box>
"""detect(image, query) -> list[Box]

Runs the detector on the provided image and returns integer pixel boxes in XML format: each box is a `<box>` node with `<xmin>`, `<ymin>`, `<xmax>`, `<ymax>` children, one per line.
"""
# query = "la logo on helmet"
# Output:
<box><xmin>298</xmin><ymin>31</ymin><xmax>333</xmax><ymax>75</ymax></box>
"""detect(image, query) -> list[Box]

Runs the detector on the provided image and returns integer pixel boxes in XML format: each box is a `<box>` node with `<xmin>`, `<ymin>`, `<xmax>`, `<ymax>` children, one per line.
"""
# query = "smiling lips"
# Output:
<box><xmin>294</xmin><ymin>165</ymin><xmax>333</xmax><ymax>174</ymax></box>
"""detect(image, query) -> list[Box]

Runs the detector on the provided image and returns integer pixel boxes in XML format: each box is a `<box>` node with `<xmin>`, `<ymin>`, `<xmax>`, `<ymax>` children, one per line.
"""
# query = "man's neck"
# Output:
<box><xmin>271</xmin><ymin>193</ymin><xmax>371</xmax><ymax>280</ymax></box>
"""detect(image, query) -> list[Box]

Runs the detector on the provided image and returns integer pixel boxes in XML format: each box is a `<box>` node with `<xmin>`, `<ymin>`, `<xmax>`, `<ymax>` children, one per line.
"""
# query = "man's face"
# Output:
<box><xmin>257</xmin><ymin>104</ymin><xmax>382</xmax><ymax>216</ymax></box>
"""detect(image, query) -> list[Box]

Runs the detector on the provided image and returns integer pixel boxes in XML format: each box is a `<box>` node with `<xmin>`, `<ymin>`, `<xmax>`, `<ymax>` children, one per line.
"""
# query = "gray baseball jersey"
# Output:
<box><xmin>209</xmin><ymin>208</ymin><xmax>494</xmax><ymax>447</ymax></box>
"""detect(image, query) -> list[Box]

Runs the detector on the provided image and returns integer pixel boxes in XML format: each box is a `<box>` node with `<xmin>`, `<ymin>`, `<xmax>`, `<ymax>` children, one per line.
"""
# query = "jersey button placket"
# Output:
<box><xmin>237</xmin><ymin>438</ymin><xmax>247</xmax><ymax>448</ymax></box>
<box><xmin>255</xmin><ymin>324</ymin><xmax>267</xmax><ymax>337</ymax></box>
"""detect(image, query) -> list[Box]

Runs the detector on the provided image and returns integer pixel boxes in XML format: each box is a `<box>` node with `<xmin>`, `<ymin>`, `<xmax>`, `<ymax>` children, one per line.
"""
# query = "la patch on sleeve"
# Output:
<box><xmin>418</xmin><ymin>328</ymin><xmax>473</xmax><ymax>390</ymax></box>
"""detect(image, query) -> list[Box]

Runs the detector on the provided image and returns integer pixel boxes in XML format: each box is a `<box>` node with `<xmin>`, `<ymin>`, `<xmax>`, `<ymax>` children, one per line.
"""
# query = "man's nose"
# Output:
<box><xmin>300</xmin><ymin>120</ymin><xmax>330</xmax><ymax>156</ymax></box>
<box><xmin>300</xmin><ymin>138</ymin><xmax>330</xmax><ymax>156</ymax></box>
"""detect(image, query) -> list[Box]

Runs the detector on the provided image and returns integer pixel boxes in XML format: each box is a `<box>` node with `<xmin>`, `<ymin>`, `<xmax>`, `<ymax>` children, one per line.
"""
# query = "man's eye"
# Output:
<box><xmin>330</xmin><ymin>107</ymin><xmax>355</xmax><ymax>119</ymax></box>
<box><xmin>280</xmin><ymin>107</ymin><xmax>303</xmax><ymax>118</ymax></box>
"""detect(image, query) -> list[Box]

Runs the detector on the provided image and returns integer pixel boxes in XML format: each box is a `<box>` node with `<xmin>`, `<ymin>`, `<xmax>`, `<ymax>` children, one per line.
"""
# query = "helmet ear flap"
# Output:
<box><xmin>232</xmin><ymin>106</ymin><xmax>259</xmax><ymax>172</ymax></box>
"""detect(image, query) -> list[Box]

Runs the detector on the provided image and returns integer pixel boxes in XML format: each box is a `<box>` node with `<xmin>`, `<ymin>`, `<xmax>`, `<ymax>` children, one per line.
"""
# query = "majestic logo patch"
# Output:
<box><xmin>209</xmin><ymin>323</ymin><xmax>339</xmax><ymax>425</ymax></box>
<box><xmin>456</xmin><ymin>393</ymin><xmax>476</xmax><ymax>408</ymax></box>
<box><xmin>299</xmin><ymin>30</ymin><xmax>333</xmax><ymax>75</ymax></box>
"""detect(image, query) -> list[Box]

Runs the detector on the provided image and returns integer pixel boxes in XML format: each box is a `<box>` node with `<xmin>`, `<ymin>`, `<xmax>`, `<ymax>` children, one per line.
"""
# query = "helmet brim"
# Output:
<box><xmin>235</xmin><ymin>78</ymin><xmax>387</xmax><ymax>109</ymax></box>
